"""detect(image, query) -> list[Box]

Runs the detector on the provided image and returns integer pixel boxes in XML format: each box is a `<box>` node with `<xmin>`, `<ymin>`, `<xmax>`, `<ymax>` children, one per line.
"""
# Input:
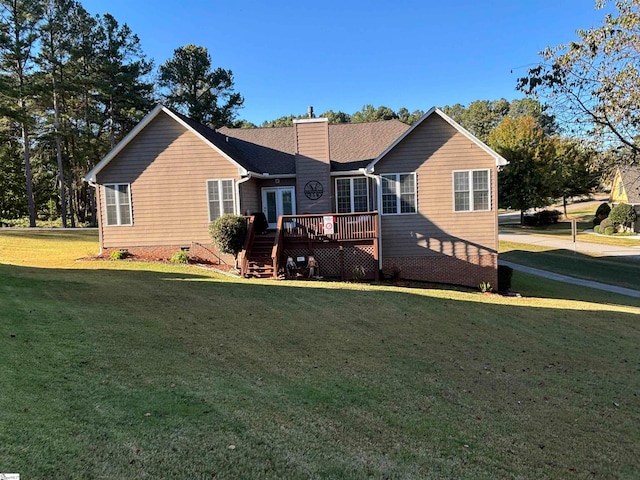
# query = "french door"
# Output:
<box><xmin>262</xmin><ymin>187</ymin><xmax>295</xmax><ymax>229</ymax></box>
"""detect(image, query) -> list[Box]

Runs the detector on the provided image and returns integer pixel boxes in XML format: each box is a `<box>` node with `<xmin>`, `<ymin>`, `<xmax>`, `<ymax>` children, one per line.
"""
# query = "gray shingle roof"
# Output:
<box><xmin>218</xmin><ymin>120</ymin><xmax>410</xmax><ymax>175</ymax></box>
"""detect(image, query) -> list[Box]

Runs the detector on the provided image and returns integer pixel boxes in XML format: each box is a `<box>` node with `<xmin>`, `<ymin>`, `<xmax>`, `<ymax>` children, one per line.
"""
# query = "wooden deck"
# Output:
<box><xmin>242</xmin><ymin>212</ymin><xmax>379</xmax><ymax>280</ymax></box>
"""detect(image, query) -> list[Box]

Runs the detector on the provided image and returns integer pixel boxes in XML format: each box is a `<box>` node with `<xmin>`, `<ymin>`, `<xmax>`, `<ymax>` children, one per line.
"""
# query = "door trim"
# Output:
<box><xmin>261</xmin><ymin>187</ymin><xmax>296</xmax><ymax>229</ymax></box>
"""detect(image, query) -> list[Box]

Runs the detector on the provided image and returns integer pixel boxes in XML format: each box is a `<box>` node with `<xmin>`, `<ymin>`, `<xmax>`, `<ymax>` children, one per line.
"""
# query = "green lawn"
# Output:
<box><xmin>499</xmin><ymin>216</ymin><xmax>640</xmax><ymax>248</ymax></box>
<box><xmin>1</xmin><ymin>230</ymin><xmax>639</xmax><ymax>479</ymax></box>
<box><xmin>500</xmin><ymin>240</ymin><xmax>640</xmax><ymax>291</ymax></box>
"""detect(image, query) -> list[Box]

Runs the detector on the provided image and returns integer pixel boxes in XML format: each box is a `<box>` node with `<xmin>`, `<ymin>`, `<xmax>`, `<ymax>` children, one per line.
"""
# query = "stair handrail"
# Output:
<box><xmin>270</xmin><ymin>215</ymin><xmax>285</xmax><ymax>279</ymax></box>
<box><xmin>241</xmin><ymin>215</ymin><xmax>255</xmax><ymax>277</ymax></box>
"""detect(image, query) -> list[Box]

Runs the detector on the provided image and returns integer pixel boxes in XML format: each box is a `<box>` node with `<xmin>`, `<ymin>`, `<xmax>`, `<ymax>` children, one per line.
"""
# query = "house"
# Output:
<box><xmin>610</xmin><ymin>165</ymin><xmax>640</xmax><ymax>231</ymax></box>
<box><xmin>85</xmin><ymin>104</ymin><xmax>507</xmax><ymax>287</ymax></box>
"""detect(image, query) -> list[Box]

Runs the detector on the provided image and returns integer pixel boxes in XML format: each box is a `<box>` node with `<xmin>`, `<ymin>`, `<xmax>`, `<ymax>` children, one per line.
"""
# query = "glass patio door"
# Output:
<box><xmin>262</xmin><ymin>187</ymin><xmax>295</xmax><ymax>229</ymax></box>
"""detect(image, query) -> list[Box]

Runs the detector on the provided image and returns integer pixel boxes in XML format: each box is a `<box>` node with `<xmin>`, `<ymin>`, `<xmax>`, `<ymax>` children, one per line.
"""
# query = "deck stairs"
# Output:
<box><xmin>244</xmin><ymin>232</ymin><xmax>276</xmax><ymax>278</ymax></box>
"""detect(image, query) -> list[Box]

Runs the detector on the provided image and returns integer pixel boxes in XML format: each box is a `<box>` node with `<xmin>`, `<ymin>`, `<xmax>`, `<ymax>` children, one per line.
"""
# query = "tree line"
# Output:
<box><xmin>1</xmin><ymin>0</ymin><xmax>636</xmax><ymax>227</ymax></box>
<box><xmin>0</xmin><ymin>0</ymin><xmax>242</xmax><ymax>227</ymax></box>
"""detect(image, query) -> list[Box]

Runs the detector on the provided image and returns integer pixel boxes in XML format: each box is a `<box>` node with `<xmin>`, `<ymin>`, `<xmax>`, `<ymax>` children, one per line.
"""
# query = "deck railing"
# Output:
<box><xmin>271</xmin><ymin>215</ymin><xmax>286</xmax><ymax>278</ymax></box>
<box><xmin>240</xmin><ymin>215</ymin><xmax>255</xmax><ymax>277</ymax></box>
<box><xmin>280</xmin><ymin>211</ymin><xmax>378</xmax><ymax>241</ymax></box>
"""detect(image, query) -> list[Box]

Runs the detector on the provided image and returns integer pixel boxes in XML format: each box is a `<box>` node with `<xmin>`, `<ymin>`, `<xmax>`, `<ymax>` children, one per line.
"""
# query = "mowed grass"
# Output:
<box><xmin>500</xmin><ymin>216</ymin><xmax>640</xmax><ymax>247</ymax></box>
<box><xmin>500</xmin><ymin>240</ymin><xmax>640</xmax><ymax>291</ymax></box>
<box><xmin>1</xmin><ymin>231</ymin><xmax>639</xmax><ymax>479</ymax></box>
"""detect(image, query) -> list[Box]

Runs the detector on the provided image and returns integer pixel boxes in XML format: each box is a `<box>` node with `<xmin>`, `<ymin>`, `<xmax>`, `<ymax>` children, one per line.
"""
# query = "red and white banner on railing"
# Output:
<box><xmin>323</xmin><ymin>216</ymin><xmax>334</xmax><ymax>235</ymax></box>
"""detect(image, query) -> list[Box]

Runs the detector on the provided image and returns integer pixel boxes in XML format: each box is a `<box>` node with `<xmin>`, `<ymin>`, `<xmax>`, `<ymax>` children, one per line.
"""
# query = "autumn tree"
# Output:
<box><xmin>159</xmin><ymin>44</ymin><xmax>243</xmax><ymax>128</ymax></box>
<box><xmin>490</xmin><ymin>116</ymin><xmax>557</xmax><ymax>224</ymax></box>
<box><xmin>518</xmin><ymin>0</ymin><xmax>640</xmax><ymax>156</ymax></box>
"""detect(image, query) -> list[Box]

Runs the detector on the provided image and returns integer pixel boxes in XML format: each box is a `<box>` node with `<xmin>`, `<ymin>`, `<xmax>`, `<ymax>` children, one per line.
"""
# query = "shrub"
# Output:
<box><xmin>604</xmin><ymin>226</ymin><xmax>615</xmax><ymax>235</ymax></box>
<box><xmin>498</xmin><ymin>265</ymin><xmax>513</xmax><ymax>292</ymax></box>
<box><xmin>599</xmin><ymin>217</ymin><xmax>612</xmax><ymax>230</ymax></box>
<box><xmin>110</xmin><ymin>249</ymin><xmax>129</xmax><ymax>260</ymax></box>
<box><xmin>209</xmin><ymin>214</ymin><xmax>248</xmax><ymax>269</ymax></box>
<box><xmin>595</xmin><ymin>202</ymin><xmax>611</xmax><ymax>219</ymax></box>
<box><xmin>537</xmin><ymin>209</ymin><xmax>560</xmax><ymax>225</ymax></box>
<box><xmin>593</xmin><ymin>225</ymin><xmax>600</xmax><ymax>233</ymax></box>
<box><xmin>170</xmin><ymin>251</ymin><xmax>189</xmax><ymax>264</ymax></box>
<box><xmin>523</xmin><ymin>210</ymin><xmax>560</xmax><ymax>226</ymax></box>
<box><xmin>608</xmin><ymin>203</ymin><xmax>637</xmax><ymax>232</ymax></box>
<box><xmin>352</xmin><ymin>265</ymin><xmax>365</xmax><ymax>281</ymax></box>
<box><xmin>479</xmin><ymin>281</ymin><xmax>492</xmax><ymax>293</ymax></box>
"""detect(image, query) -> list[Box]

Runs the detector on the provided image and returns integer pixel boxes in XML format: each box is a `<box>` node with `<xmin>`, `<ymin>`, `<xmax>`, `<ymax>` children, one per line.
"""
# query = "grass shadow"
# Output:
<box><xmin>1</xmin><ymin>261</ymin><xmax>639</xmax><ymax>478</ymax></box>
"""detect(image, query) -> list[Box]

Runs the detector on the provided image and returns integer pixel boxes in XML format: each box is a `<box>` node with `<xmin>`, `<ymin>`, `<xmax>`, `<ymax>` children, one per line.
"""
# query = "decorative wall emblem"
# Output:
<box><xmin>304</xmin><ymin>181</ymin><xmax>323</xmax><ymax>200</ymax></box>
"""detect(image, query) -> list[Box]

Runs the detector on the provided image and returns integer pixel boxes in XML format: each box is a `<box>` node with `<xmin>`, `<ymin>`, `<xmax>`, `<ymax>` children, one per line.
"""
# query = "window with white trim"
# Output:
<box><xmin>104</xmin><ymin>183</ymin><xmax>132</xmax><ymax>226</ymax></box>
<box><xmin>453</xmin><ymin>169</ymin><xmax>490</xmax><ymax>212</ymax></box>
<box><xmin>381</xmin><ymin>173</ymin><xmax>416</xmax><ymax>215</ymax></box>
<box><xmin>207</xmin><ymin>179</ymin><xmax>236</xmax><ymax>221</ymax></box>
<box><xmin>335</xmin><ymin>177</ymin><xmax>369</xmax><ymax>213</ymax></box>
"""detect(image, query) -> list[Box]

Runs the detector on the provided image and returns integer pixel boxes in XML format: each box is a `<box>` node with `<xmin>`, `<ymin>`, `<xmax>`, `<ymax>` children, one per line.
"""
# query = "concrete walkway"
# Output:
<box><xmin>499</xmin><ymin>260</ymin><xmax>640</xmax><ymax>298</ymax></box>
<box><xmin>498</xmin><ymin>228</ymin><xmax>640</xmax><ymax>298</ymax></box>
<box><xmin>499</xmin><ymin>232</ymin><xmax>640</xmax><ymax>259</ymax></box>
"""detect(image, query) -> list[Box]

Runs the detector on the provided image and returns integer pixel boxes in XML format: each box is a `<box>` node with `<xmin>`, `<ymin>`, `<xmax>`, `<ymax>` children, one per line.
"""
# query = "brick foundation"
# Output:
<box><xmin>382</xmin><ymin>254</ymin><xmax>498</xmax><ymax>288</ymax></box>
<box><xmin>101</xmin><ymin>242</ymin><xmax>235</xmax><ymax>266</ymax></box>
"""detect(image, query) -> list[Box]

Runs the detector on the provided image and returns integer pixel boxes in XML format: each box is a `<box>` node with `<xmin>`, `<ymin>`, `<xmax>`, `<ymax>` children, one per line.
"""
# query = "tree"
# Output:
<box><xmin>397</xmin><ymin>107</ymin><xmax>424</xmax><ymax>125</ymax></box>
<box><xmin>351</xmin><ymin>104</ymin><xmax>398</xmax><ymax>123</ymax></box>
<box><xmin>159</xmin><ymin>44</ymin><xmax>243</xmax><ymax>128</ymax></box>
<box><xmin>608</xmin><ymin>202</ymin><xmax>638</xmax><ymax>231</ymax></box>
<box><xmin>517</xmin><ymin>0</ymin><xmax>640</xmax><ymax>156</ymax></box>
<box><xmin>36</xmin><ymin>0</ymin><xmax>74</xmax><ymax>227</ymax></box>
<box><xmin>550</xmin><ymin>138</ymin><xmax>598</xmax><ymax>217</ymax></box>
<box><xmin>0</xmin><ymin>0</ymin><xmax>44</xmax><ymax>227</ymax></box>
<box><xmin>95</xmin><ymin>13</ymin><xmax>154</xmax><ymax>149</ymax></box>
<box><xmin>319</xmin><ymin>109</ymin><xmax>350</xmax><ymax>124</ymax></box>
<box><xmin>261</xmin><ymin>114</ymin><xmax>297</xmax><ymax>127</ymax></box>
<box><xmin>209</xmin><ymin>214</ymin><xmax>247</xmax><ymax>269</ymax></box>
<box><xmin>0</xmin><ymin>119</ymin><xmax>26</xmax><ymax>222</ymax></box>
<box><xmin>443</xmin><ymin>99</ymin><xmax>509</xmax><ymax>143</ymax></box>
<box><xmin>490</xmin><ymin>116</ymin><xmax>557</xmax><ymax>224</ymax></box>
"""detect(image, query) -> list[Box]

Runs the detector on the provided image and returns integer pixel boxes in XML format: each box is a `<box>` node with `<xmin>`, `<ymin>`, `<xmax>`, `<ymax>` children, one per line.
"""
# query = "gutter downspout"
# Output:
<box><xmin>360</xmin><ymin>168</ymin><xmax>383</xmax><ymax>271</ymax></box>
<box><xmin>236</xmin><ymin>172</ymin><xmax>252</xmax><ymax>215</ymax></box>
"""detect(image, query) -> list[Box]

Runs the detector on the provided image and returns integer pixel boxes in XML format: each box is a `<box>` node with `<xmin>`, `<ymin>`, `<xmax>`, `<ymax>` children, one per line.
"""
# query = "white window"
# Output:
<box><xmin>104</xmin><ymin>183</ymin><xmax>132</xmax><ymax>226</ymax></box>
<box><xmin>453</xmin><ymin>170</ymin><xmax>490</xmax><ymax>212</ymax></box>
<box><xmin>207</xmin><ymin>179</ymin><xmax>236</xmax><ymax>221</ymax></box>
<box><xmin>381</xmin><ymin>173</ymin><xmax>416</xmax><ymax>215</ymax></box>
<box><xmin>335</xmin><ymin>177</ymin><xmax>369</xmax><ymax>213</ymax></box>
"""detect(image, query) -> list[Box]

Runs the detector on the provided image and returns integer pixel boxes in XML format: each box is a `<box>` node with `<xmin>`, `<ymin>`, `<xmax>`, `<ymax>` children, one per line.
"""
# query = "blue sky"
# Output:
<box><xmin>82</xmin><ymin>0</ymin><xmax>611</xmax><ymax>125</ymax></box>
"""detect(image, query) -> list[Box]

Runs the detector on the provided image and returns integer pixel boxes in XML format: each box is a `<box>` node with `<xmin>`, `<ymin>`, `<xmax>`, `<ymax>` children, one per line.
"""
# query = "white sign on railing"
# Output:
<box><xmin>323</xmin><ymin>216</ymin><xmax>334</xmax><ymax>235</ymax></box>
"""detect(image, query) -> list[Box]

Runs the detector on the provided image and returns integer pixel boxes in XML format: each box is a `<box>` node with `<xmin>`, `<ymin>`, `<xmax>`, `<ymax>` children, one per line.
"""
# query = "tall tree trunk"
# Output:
<box><xmin>66</xmin><ymin>172</ymin><xmax>76</xmax><ymax>227</ymax></box>
<box><xmin>109</xmin><ymin>96</ymin><xmax>115</xmax><ymax>149</ymax></box>
<box><xmin>21</xmin><ymin>123</ymin><xmax>36</xmax><ymax>227</ymax></box>
<box><xmin>53</xmin><ymin>87</ymin><xmax>67</xmax><ymax>227</ymax></box>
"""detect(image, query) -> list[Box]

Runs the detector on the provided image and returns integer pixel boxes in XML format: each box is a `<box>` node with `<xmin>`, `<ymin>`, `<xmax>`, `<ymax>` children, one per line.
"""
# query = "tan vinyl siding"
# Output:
<box><xmin>240</xmin><ymin>178</ymin><xmax>260</xmax><ymax>215</ymax></box>
<box><xmin>377</xmin><ymin>115</ymin><xmax>498</xmax><ymax>257</ymax></box>
<box><xmin>294</xmin><ymin>120</ymin><xmax>331</xmax><ymax>213</ymax></box>
<box><xmin>96</xmin><ymin>111</ymin><xmax>241</xmax><ymax>248</ymax></box>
